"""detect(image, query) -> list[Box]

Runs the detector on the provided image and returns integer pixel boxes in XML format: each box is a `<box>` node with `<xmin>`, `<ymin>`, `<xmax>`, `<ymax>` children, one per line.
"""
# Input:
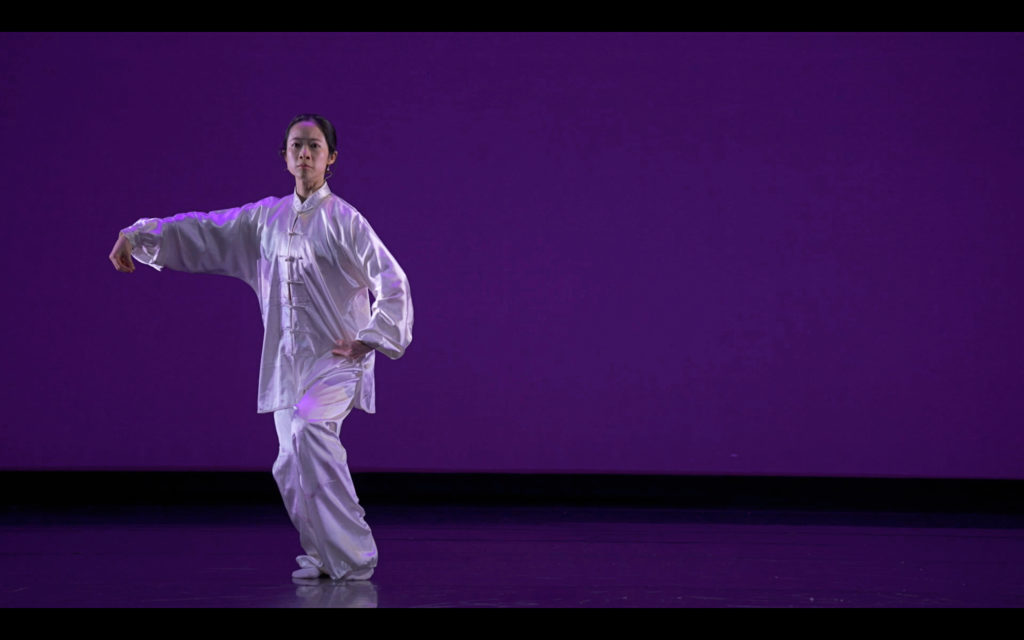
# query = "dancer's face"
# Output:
<box><xmin>285</xmin><ymin>121</ymin><xmax>337</xmax><ymax>183</ymax></box>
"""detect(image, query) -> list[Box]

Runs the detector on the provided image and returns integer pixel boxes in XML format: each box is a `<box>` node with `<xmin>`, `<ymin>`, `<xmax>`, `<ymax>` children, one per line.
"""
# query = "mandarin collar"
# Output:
<box><xmin>292</xmin><ymin>182</ymin><xmax>332</xmax><ymax>213</ymax></box>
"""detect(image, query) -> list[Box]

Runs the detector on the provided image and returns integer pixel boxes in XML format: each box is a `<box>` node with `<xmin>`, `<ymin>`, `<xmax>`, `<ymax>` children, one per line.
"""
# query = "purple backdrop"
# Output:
<box><xmin>3</xmin><ymin>32</ymin><xmax>1022</xmax><ymax>478</ymax></box>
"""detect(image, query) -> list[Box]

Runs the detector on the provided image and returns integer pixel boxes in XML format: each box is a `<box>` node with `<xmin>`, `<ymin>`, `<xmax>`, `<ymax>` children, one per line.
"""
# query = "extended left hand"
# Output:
<box><xmin>333</xmin><ymin>338</ymin><xmax>373</xmax><ymax>360</ymax></box>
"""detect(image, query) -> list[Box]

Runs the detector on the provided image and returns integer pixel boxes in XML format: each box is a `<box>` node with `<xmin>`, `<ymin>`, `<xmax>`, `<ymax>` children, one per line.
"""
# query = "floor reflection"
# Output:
<box><xmin>1</xmin><ymin>503</ymin><xmax>1023</xmax><ymax>607</ymax></box>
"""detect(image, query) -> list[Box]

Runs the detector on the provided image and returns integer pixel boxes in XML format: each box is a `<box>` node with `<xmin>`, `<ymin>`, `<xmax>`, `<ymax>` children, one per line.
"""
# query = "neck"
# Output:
<box><xmin>295</xmin><ymin>177</ymin><xmax>326</xmax><ymax>202</ymax></box>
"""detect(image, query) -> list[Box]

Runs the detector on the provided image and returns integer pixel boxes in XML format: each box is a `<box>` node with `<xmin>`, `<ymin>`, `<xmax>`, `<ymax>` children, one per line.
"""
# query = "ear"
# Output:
<box><xmin>328</xmin><ymin>150</ymin><xmax>338</xmax><ymax>166</ymax></box>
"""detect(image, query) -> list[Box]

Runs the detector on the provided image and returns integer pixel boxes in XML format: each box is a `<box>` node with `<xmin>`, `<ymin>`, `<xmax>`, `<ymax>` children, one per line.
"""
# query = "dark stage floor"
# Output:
<box><xmin>2</xmin><ymin>503</ymin><xmax>1023</xmax><ymax>608</ymax></box>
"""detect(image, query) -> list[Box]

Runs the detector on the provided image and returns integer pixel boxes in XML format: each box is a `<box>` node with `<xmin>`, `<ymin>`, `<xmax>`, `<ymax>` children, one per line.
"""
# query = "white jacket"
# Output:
<box><xmin>121</xmin><ymin>182</ymin><xmax>413</xmax><ymax>414</ymax></box>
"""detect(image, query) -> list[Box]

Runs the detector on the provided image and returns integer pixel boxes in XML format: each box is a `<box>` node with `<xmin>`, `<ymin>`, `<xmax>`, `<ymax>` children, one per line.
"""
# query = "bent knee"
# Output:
<box><xmin>292</xmin><ymin>418</ymin><xmax>341</xmax><ymax>442</ymax></box>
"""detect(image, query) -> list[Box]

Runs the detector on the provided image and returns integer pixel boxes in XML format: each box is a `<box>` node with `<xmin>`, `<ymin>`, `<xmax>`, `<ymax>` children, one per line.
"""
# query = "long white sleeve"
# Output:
<box><xmin>344</xmin><ymin>212</ymin><xmax>414</xmax><ymax>361</ymax></box>
<box><xmin>120</xmin><ymin>200</ymin><xmax>269</xmax><ymax>291</ymax></box>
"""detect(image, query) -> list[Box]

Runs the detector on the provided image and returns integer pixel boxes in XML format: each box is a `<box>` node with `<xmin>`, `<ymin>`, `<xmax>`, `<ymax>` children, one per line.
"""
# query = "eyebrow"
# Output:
<box><xmin>289</xmin><ymin>136</ymin><xmax>324</xmax><ymax>142</ymax></box>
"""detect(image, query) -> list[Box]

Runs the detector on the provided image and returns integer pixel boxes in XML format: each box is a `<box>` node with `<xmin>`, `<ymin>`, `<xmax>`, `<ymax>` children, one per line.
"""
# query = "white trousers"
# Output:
<box><xmin>271</xmin><ymin>367</ymin><xmax>377</xmax><ymax>580</ymax></box>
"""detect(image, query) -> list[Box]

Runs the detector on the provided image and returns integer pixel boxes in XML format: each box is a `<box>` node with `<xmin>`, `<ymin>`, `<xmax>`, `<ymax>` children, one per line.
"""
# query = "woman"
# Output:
<box><xmin>109</xmin><ymin>114</ymin><xmax>413</xmax><ymax>581</ymax></box>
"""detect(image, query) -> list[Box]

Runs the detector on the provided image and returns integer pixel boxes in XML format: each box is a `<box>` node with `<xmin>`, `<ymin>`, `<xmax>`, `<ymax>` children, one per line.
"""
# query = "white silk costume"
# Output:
<box><xmin>121</xmin><ymin>182</ymin><xmax>413</xmax><ymax>580</ymax></box>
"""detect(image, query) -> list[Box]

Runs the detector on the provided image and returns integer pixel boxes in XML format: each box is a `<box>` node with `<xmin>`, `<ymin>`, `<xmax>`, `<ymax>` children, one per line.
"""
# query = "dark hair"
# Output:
<box><xmin>280</xmin><ymin>113</ymin><xmax>338</xmax><ymax>156</ymax></box>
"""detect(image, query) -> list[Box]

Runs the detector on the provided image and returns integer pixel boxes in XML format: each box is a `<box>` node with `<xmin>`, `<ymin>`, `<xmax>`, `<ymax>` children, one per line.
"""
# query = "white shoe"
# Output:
<box><xmin>342</xmin><ymin>567</ymin><xmax>374</xmax><ymax>581</ymax></box>
<box><xmin>292</xmin><ymin>566</ymin><xmax>326</xmax><ymax>580</ymax></box>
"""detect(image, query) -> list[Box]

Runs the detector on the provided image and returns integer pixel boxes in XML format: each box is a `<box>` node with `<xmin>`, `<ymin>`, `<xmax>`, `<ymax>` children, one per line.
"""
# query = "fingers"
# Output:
<box><xmin>110</xmin><ymin>234</ymin><xmax>136</xmax><ymax>273</ymax></box>
<box><xmin>109</xmin><ymin>251</ymin><xmax>135</xmax><ymax>273</ymax></box>
<box><xmin>332</xmin><ymin>339</ymin><xmax>371</xmax><ymax>360</ymax></box>
<box><xmin>332</xmin><ymin>338</ymin><xmax>365</xmax><ymax>359</ymax></box>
